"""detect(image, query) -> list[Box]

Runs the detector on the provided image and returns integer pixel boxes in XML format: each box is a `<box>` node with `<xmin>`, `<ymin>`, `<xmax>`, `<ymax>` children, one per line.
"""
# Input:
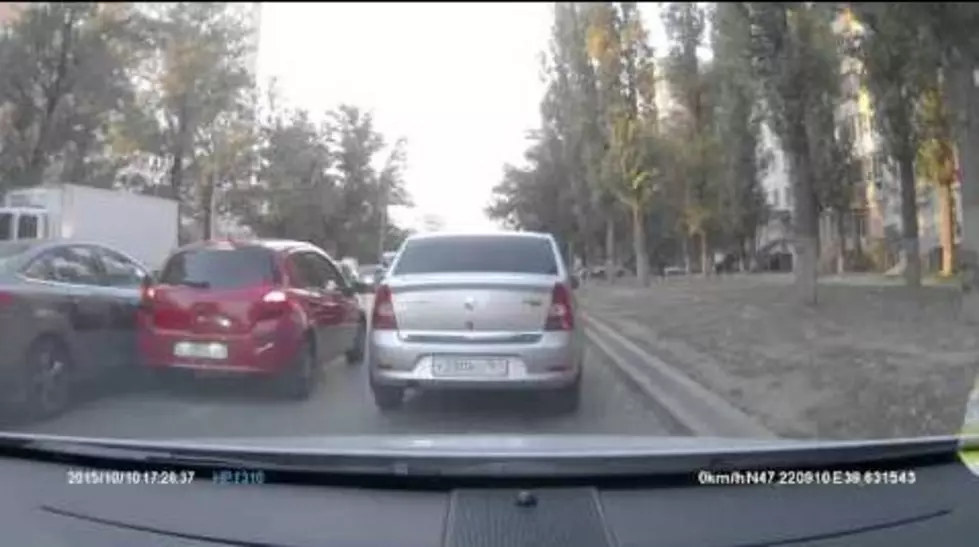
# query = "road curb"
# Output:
<box><xmin>583</xmin><ymin>313</ymin><xmax>776</xmax><ymax>439</ymax></box>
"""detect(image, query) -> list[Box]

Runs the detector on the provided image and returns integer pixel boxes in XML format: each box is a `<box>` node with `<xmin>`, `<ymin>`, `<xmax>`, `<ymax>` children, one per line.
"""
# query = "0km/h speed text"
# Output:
<box><xmin>698</xmin><ymin>469</ymin><xmax>916</xmax><ymax>487</ymax></box>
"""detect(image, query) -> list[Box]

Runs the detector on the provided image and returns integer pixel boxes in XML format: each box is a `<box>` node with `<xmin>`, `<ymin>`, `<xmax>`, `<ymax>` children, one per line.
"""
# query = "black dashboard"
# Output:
<box><xmin>0</xmin><ymin>449</ymin><xmax>976</xmax><ymax>547</ymax></box>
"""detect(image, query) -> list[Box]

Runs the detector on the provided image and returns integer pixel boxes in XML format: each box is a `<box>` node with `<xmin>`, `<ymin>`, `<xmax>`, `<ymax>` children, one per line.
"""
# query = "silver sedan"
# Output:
<box><xmin>366</xmin><ymin>231</ymin><xmax>584</xmax><ymax>412</ymax></box>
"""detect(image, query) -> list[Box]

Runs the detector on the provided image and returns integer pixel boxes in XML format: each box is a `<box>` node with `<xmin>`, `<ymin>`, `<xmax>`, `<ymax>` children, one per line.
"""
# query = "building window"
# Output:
<box><xmin>772</xmin><ymin>189</ymin><xmax>780</xmax><ymax>208</ymax></box>
<box><xmin>784</xmin><ymin>187</ymin><xmax>792</xmax><ymax>209</ymax></box>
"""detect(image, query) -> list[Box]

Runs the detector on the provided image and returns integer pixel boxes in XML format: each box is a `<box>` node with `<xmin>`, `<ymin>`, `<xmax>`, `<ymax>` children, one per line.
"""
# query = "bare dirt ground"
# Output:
<box><xmin>580</xmin><ymin>274</ymin><xmax>979</xmax><ymax>440</ymax></box>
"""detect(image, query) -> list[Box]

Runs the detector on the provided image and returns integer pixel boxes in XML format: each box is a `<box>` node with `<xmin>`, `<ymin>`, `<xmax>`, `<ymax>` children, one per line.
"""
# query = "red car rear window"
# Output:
<box><xmin>160</xmin><ymin>247</ymin><xmax>280</xmax><ymax>290</ymax></box>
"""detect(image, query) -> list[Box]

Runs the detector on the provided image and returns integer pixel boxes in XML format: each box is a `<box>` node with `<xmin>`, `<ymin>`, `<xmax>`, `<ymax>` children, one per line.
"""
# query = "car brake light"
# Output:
<box><xmin>256</xmin><ymin>289</ymin><xmax>290</xmax><ymax>319</ymax></box>
<box><xmin>263</xmin><ymin>290</ymin><xmax>287</xmax><ymax>303</ymax></box>
<box><xmin>372</xmin><ymin>284</ymin><xmax>398</xmax><ymax>330</ymax></box>
<box><xmin>139</xmin><ymin>285</ymin><xmax>155</xmax><ymax>310</ymax></box>
<box><xmin>545</xmin><ymin>283</ymin><xmax>574</xmax><ymax>331</ymax></box>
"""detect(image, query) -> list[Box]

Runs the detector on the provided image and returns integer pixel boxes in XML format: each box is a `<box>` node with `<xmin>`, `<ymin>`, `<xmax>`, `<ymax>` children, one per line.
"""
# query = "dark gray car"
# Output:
<box><xmin>0</xmin><ymin>240</ymin><xmax>151</xmax><ymax>421</ymax></box>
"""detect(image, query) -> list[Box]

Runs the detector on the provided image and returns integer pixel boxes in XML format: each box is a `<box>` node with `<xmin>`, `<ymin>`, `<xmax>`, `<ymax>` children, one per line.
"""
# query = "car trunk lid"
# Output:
<box><xmin>385</xmin><ymin>273</ymin><xmax>558</xmax><ymax>333</ymax></box>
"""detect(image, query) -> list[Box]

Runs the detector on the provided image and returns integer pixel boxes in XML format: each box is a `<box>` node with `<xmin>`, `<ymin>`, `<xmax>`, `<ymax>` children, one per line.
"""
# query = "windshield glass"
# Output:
<box><xmin>393</xmin><ymin>236</ymin><xmax>560</xmax><ymax>276</ymax></box>
<box><xmin>160</xmin><ymin>247</ymin><xmax>279</xmax><ymax>290</ymax></box>
<box><xmin>2</xmin><ymin>1</ymin><xmax>978</xmax><ymax>473</ymax></box>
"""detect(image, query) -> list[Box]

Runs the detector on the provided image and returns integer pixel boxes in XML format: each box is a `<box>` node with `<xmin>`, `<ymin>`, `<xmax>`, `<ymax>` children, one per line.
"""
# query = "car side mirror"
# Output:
<box><xmin>570</xmin><ymin>275</ymin><xmax>580</xmax><ymax>290</ymax></box>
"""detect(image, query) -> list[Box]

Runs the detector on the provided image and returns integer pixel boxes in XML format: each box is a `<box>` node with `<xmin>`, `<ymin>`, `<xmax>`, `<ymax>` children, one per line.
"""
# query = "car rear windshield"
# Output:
<box><xmin>392</xmin><ymin>236</ymin><xmax>559</xmax><ymax>276</ymax></box>
<box><xmin>160</xmin><ymin>247</ymin><xmax>280</xmax><ymax>290</ymax></box>
<box><xmin>0</xmin><ymin>241</ymin><xmax>34</xmax><ymax>269</ymax></box>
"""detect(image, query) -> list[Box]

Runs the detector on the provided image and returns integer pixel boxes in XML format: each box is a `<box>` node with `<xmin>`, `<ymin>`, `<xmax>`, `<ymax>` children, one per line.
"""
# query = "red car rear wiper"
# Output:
<box><xmin>174</xmin><ymin>280</ymin><xmax>210</xmax><ymax>289</ymax></box>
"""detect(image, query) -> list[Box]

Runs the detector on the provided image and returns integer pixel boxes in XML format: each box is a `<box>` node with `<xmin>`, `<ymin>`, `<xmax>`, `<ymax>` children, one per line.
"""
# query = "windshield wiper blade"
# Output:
<box><xmin>176</xmin><ymin>280</ymin><xmax>210</xmax><ymax>289</ymax></box>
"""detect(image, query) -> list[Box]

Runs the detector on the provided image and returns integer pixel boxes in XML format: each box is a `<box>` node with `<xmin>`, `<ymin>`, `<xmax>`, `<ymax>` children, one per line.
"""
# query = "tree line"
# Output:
<box><xmin>0</xmin><ymin>2</ymin><xmax>411</xmax><ymax>263</ymax></box>
<box><xmin>487</xmin><ymin>2</ymin><xmax>979</xmax><ymax>307</ymax></box>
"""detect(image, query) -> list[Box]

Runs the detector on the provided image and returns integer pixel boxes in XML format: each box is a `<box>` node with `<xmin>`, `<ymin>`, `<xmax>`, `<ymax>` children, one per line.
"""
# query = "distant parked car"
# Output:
<box><xmin>0</xmin><ymin>240</ymin><xmax>151</xmax><ymax>420</ymax></box>
<box><xmin>136</xmin><ymin>239</ymin><xmax>370</xmax><ymax>400</ymax></box>
<box><xmin>357</xmin><ymin>264</ymin><xmax>383</xmax><ymax>290</ymax></box>
<box><xmin>367</xmin><ymin>231</ymin><xmax>583</xmax><ymax>412</ymax></box>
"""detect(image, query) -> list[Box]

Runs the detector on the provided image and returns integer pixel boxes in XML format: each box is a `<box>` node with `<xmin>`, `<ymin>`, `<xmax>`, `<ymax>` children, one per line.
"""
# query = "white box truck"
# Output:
<box><xmin>0</xmin><ymin>183</ymin><xmax>179</xmax><ymax>270</ymax></box>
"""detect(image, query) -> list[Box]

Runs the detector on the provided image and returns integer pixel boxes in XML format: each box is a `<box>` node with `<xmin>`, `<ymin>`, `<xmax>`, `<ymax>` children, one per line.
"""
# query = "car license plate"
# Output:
<box><xmin>432</xmin><ymin>357</ymin><xmax>508</xmax><ymax>378</ymax></box>
<box><xmin>174</xmin><ymin>341</ymin><xmax>228</xmax><ymax>360</ymax></box>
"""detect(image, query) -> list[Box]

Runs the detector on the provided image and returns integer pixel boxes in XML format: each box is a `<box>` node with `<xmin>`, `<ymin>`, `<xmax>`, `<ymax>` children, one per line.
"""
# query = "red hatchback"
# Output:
<box><xmin>136</xmin><ymin>239</ymin><xmax>367</xmax><ymax>399</ymax></box>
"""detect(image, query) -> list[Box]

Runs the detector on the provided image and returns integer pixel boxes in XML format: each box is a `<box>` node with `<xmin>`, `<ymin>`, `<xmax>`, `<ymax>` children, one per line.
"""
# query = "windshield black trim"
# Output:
<box><xmin>0</xmin><ymin>432</ymin><xmax>969</xmax><ymax>487</ymax></box>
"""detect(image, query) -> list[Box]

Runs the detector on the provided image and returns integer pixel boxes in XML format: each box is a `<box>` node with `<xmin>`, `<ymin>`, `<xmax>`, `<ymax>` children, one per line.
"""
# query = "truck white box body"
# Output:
<box><xmin>0</xmin><ymin>184</ymin><xmax>179</xmax><ymax>270</ymax></box>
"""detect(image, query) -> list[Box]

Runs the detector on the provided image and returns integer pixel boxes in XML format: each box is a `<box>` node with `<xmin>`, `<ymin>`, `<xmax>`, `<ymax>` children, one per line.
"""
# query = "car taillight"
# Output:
<box><xmin>139</xmin><ymin>285</ymin><xmax>156</xmax><ymax>310</ymax></box>
<box><xmin>545</xmin><ymin>282</ymin><xmax>574</xmax><ymax>331</ymax></box>
<box><xmin>263</xmin><ymin>290</ymin><xmax>287</xmax><ymax>303</ymax></box>
<box><xmin>0</xmin><ymin>291</ymin><xmax>15</xmax><ymax>307</ymax></box>
<box><xmin>257</xmin><ymin>289</ymin><xmax>290</xmax><ymax>319</ymax></box>
<box><xmin>372</xmin><ymin>284</ymin><xmax>398</xmax><ymax>330</ymax></box>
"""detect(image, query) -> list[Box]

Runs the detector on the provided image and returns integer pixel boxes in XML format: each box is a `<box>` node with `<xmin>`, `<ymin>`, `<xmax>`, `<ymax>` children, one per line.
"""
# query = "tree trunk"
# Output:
<box><xmin>605</xmin><ymin>218</ymin><xmax>615</xmax><ymax>284</ymax></box>
<box><xmin>836</xmin><ymin>210</ymin><xmax>846</xmax><ymax>274</ymax></box>
<box><xmin>947</xmin><ymin>56</ymin><xmax>979</xmax><ymax>322</ymax></box>
<box><xmin>938</xmin><ymin>182</ymin><xmax>956</xmax><ymax>276</ymax></box>
<box><xmin>897</xmin><ymin>151</ymin><xmax>922</xmax><ymax>287</ymax></box>
<box><xmin>739</xmin><ymin>236</ymin><xmax>748</xmax><ymax>272</ymax></box>
<box><xmin>790</xmin><ymin>148</ymin><xmax>818</xmax><ymax>305</ymax></box>
<box><xmin>681</xmin><ymin>234</ymin><xmax>691</xmax><ymax>273</ymax></box>
<box><xmin>699</xmin><ymin>231</ymin><xmax>709</xmax><ymax>277</ymax></box>
<box><xmin>854</xmin><ymin>211</ymin><xmax>864</xmax><ymax>257</ymax></box>
<box><xmin>631</xmin><ymin>203</ymin><xmax>649</xmax><ymax>287</ymax></box>
<box><xmin>201</xmin><ymin>173</ymin><xmax>215</xmax><ymax>241</ymax></box>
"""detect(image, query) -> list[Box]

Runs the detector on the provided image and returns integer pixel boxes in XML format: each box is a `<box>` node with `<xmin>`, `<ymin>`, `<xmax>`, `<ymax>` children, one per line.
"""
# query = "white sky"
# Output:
<box><xmin>258</xmin><ymin>3</ymin><xmax>666</xmax><ymax>233</ymax></box>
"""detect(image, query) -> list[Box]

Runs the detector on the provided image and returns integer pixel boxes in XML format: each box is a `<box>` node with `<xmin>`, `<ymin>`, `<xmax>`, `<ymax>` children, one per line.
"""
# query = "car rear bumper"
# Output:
<box><xmin>137</xmin><ymin>323</ymin><xmax>303</xmax><ymax>375</ymax></box>
<box><xmin>368</xmin><ymin>329</ymin><xmax>583</xmax><ymax>390</ymax></box>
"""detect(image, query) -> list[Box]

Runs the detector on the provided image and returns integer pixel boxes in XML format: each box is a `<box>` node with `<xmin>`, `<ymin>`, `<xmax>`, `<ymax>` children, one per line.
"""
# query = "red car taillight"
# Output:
<box><xmin>372</xmin><ymin>284</ymin><xmax>398</xmax><ymax>330</ymax></box>
<box><xmin>139</xmin><ymin>285</ymin><xmax>156</xmax><ymax>311</ymax></box>
<box><xmin>256</xmin><ymin>289</ymin><xmax>291</xmax><ymax>319</ymax></box>
<box><xmin>0</xmin><ymin>291</ymin><xmax>15</xmax><ymax>307</ymax></box>
<box><xmin>544</xmin><ymin>282</ymin><xmax>574</xmax><ymax>331</ymax></box>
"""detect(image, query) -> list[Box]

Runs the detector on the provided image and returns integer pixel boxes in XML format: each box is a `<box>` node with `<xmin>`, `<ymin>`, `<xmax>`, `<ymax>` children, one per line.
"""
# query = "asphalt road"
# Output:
<box><xmin>12</xmin><ymin>343</ymin><xmax>674</xmax><ymax>440</ymax></box>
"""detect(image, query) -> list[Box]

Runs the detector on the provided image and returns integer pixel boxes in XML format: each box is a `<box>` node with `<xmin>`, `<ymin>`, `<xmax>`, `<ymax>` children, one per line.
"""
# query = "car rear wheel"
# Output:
<box><xmin>345</xmin><ymin>320</ymin><xmax>366</xmax><ymax>365</ymax></box>
<box><xmin>370</xmin><ymin>380</ymin><xmax>404</xmax><ymax>410</ymax></box>
<box><xmin>278</xmin><ymin>339</ymin><xmax>316</xmax><ymax>400</ymax></box>
<box><xmin>549</xmin><ymin>375</ymin><xmax>581</xmax><ymax>414</ymax></box>
<box><xmin>17</xmin><ymin>337</ymin><xmax>74</xmax><ymax>421</ymax></box>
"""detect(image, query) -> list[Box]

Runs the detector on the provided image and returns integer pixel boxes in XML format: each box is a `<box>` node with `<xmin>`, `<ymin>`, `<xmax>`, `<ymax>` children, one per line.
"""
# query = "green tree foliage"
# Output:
<box><xmin>846</xmin><ymin>4</ymin><xmax>941</xmax><ymax>287</ymax></box>
<box><xmin>916</xmin><ymin>85</ymin><xmax>958</xmax><ymax>277</ymax></box>
<box><xmin>490</xmin><ymin>2</ymin><xmax>776</xmax><ymax>280</ymax></box>
<box><xmin>710</xmin><ymin>2</ymin><xmax>769</xmax><ymax>270</ymax></box>
<box><xmin>663</xmin><ymin>2</ymin><xmax>720</xmax><ymax>275</ymax></box>
<box><xmin>226</xmin><ymin>88</ymin><xmax>410</xmax><ymax>262</ymax></box>
<box><xmin>586</xmin><ymin>2</ymin><xmax>660</xmax><ymax>285</ymax></box>
<box><xmin>746</xmin><ymin>2</ymin><xmax>842</xmax><ymax>304</ymax></box>
<box><xmin>0</xmin><ymin>2</ymin><xmax>411</xmax><ymax>261</ymax></box>
<box><xmin>0</xmin><ymin>2</ymin><xmax>145</xmax><ymax>190</ymax></box>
